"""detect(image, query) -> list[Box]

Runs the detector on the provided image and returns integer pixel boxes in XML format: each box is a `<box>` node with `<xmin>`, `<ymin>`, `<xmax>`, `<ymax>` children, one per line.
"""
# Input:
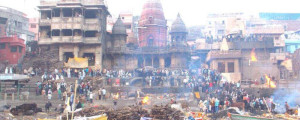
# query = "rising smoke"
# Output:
<box><xmin>271</xmin><ymin>88</ymin><xmax>300</xmax><ymax>113</ymax></box>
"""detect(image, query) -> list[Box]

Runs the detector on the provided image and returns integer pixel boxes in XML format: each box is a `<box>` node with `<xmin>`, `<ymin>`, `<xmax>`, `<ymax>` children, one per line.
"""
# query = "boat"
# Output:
<box><xmin>230</xmin><ymin>113</ymin><xmax>274</xmax><ymax>120</ymax></box>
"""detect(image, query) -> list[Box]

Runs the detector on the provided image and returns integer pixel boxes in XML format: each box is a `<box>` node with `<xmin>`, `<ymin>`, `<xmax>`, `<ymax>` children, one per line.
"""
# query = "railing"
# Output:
<box><xmin>106</xmin><ymin>46</ymin><xmax>191</xmax><ymax>54</ymax></box>
<box><xmin>207</xmin><ymin>50</ymin><xmax>242</xmax><ymax>60</ymax></box>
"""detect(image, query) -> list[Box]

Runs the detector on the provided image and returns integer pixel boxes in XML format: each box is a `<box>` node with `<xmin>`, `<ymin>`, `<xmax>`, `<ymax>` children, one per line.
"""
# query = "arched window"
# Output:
<box><xmin>147</xmin><ymin>35</ymin><xmax>154</xmax><ymax>46</ymax></box>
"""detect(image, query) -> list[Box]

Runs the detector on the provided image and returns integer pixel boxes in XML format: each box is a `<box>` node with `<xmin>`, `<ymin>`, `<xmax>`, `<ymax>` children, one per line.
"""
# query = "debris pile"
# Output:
<box><xmin>107</xmin><ymin>106</ymin><xmax>149</xmax><ymax>120</ymax></box>
<box><xmin>22</xmin><ymin>48</ymin><xmax>63</xmax><ymax>72</ymax></box>
<box><xmin>150</xmin><ymin>105</ymin><xmax>183</xmax><ymax>120</ymax></box>
<box><xmin>10</xmin><ymin>103</ymin><xmax>42</xmax><ymax>116</ymax></box>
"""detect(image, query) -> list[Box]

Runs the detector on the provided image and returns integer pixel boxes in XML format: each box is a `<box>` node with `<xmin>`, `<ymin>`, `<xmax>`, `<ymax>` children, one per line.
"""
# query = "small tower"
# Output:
<box><xmin>112</xmin><ymin>16</ymin><xmax>127</xmax><ymax>48</ymax></box>
<box><xmin>170</xmin><ymin>13</ymin><xmax>188</xmax><ymax>46</ymax></box>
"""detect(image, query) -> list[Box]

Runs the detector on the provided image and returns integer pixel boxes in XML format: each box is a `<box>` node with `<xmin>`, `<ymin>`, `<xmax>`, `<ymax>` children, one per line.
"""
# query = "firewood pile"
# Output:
<box><xmin>150</xmin><ymin>105</ymin><xmax>183</xmax><ymax>120</ymax></box>
<box><xmin>22</xmin><ymin>49</ymin><xmax>63</xmax><ymax>72</ymax></box>
<box><xmin>107</xmin><ymin>106</ymin><xmax>149</xmax><ymax>120</ymax></box>
<box><xmin>62</xmin><ymin>106</ymin><xmax>108</xmax><ymax>120</ymax></box>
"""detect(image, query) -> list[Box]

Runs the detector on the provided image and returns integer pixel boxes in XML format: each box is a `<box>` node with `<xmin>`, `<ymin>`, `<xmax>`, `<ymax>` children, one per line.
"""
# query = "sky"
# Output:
<box><xmin>1</xmin><ymin>0</ymin><xmax>300</xmax><ymax>26</ymax></box>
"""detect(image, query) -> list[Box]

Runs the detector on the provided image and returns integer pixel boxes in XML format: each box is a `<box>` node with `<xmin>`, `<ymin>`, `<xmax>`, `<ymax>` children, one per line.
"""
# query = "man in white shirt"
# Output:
<box><xmin>102</xmin><ymin>89</ymin><xmax>106</xmax><ymax>101</ymax></box>
<box><xmin>89</xmin><ymin>92</ymin><xmax>93</xmax><ymax>103</ymax></box>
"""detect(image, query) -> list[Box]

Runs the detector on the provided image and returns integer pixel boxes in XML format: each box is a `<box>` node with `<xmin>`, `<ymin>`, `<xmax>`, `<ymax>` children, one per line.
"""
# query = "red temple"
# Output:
<box><xmin>138</xmin><ymin>0</ymin><xmax>168</xmax><ymax>47</ymax></box>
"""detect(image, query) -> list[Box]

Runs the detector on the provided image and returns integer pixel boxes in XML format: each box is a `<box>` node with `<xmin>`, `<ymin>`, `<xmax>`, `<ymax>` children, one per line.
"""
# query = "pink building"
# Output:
<box><xmin>29</xmin><ymin>18</ymin><xmax>39</xmax><ymax>41</ymax></box>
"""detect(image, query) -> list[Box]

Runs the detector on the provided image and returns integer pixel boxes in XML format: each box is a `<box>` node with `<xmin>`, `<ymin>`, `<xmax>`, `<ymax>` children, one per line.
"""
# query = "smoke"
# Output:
<box><xmin>271</xmin><ymin>89</ymin><xmax>300</xmax><ymax>114</ymax></box>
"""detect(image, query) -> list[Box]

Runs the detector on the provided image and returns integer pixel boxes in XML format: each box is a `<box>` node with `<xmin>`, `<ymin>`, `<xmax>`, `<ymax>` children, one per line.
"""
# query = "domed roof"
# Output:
<box><xmin>171</xmin><ymin>14</ymin><xmax>187</xmax><ymax>33</ymax></box>
<box><xmin>139</xmin><ymin>0</ymin><xmax>166</xmax><ymax>26</ymax></box>
<box><xmin>112</xmin><ymin>16</ymin><xmax>127</xmax><ymax>35</ymax></box>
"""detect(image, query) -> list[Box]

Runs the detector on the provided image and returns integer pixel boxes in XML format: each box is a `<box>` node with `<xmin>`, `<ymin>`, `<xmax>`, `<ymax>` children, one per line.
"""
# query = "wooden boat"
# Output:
<box><xmin>230</xmin><ymin>113</ymin><xmax>274</xmax><ymax>120</ymax></box>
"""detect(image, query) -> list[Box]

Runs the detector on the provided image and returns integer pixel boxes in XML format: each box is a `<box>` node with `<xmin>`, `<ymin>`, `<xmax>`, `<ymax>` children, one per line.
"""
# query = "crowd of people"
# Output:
<box><xmin>2</xmin><ymin>65</ymin><xmax>294</xmax><ymax>115</ymax></box>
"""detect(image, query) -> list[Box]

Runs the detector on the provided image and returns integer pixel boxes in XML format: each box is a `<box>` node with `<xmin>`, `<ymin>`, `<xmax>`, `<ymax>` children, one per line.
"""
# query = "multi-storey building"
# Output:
<box><xmin>0</xmin><ymin>6</ymin><xmax>35</xmax><ymax>41</ymax></box>
<box><xmin>204</xmin><ymin>13</ymin><xmax>245</xmax><ymax>41</ymax></box>
<box><xmin>38</xmin><ymin>0</ymin><xmax>109</xmax><ymax>68</ymax></box>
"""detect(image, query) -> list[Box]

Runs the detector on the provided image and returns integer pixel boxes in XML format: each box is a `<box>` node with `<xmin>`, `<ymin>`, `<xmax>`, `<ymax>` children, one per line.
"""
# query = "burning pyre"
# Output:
<box><xmin>142</xmin><ymin>96</ymin><xmax>150</xmax><ymax>105</ymax></box>
<box><xmin>265</xmin><ymin>74</ymin><xmax>276</xmax><ymax>88</ymax></box>
<box><xmin>251</xmin><ymin>48</ymin><xmax>257</xmax><ymax>62</ymax></box>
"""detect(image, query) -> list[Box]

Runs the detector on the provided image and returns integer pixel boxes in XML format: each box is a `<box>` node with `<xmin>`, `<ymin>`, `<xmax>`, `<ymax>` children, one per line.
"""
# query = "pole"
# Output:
<box><xmin>71</xmin><ymin>80</ymin><xmax>78</xmax><ymax>120</ymax></box>
<box><xmin>263</xmin><ymin>97</ymin><xmax>272</xmax><ymax>118</ymax></box>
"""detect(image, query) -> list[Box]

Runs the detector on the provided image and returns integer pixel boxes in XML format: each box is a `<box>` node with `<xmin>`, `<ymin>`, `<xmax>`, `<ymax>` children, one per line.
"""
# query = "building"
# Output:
<box><xmin>0</xmin><ymin>36</ymin><xmax>26</xmax><ymax>65</ymax></box>
<box><xmin>284</xmin><ymin>31</ymin><xmax>300</xmax><ymax>53</ymax></box>
<box><xmin>204</xmin><ymin>13</ymin><xmax>245</xmax><ymax>41</ymax></box>
<box><xmin>194</xmin><ymin>13</ymin><xmax>288</xmax><ymax>82</ymax></box>
<box><xmin>0</xmin><ymin>6</ymin><xmax>35</xmax><ymax>42</ymax></box>
<box><xmin>103</xmin><ymin>0</ymin><xmax>190</xmax><ymax>70</ymax></box>
<box><xmin>38</xmin><ymin>0</ymin><xmax>109</xmax><ymax>68</ymax></box>
<box><xmin>29</xmin><ymin>18</ymin><xmax>39</xmax><ymax>41</ymax></box>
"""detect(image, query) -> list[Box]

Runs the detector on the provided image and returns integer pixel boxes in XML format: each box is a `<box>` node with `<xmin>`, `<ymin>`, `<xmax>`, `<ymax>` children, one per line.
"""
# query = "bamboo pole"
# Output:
<box><xmin>263</xmin><ymin>97</ymin><xmax>273</xmax><ymax>118</ymax></box>
<box><xmin>71</xmin><ymin>80</ymin><xmax>78</xmax><ymax>120</ymax></box>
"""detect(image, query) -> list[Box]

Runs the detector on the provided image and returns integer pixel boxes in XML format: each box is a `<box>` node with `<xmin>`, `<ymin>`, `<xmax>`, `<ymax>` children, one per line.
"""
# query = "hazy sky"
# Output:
<box><xmin>1</xmin><ymin>0</ymin><xmax>300</xmax><ymax>26</ymax></box>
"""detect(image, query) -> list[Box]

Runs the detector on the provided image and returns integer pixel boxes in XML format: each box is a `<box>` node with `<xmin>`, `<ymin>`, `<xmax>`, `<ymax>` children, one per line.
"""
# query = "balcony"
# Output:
<box><xmin>38</xmin><ymin>38</ymin><xmax>52</xmax><ymax>45</ymax></box>
<box><xmin>40</xmin><ymin>0</ymin><xmax>57</xmax><ymax>6</ymax></box>
<box><xmin>83</xmin><ymin>0</ymin><xmax>104</xmax><ymax>5</ymax></box>
<box><xmin>84</xmin><ymin>24</ymin><xmax>100</xmax><ymax>31</ymax></box>
<box><xmin>39</xmin><ymin>19</ymin><xmax>51</xmax><ymax>26</ymax></box>
<box><xmin>73</xmin><ymin>36</ymin><xmax>83</xmax><ymax>43</ymax></box>
<box><xmin>84</xmin><ymin>37</ymin><xmax>100</xmax><ymax>44</ymax></box>
<box><xmin>58</xmin><ymin>0</ymin><xmax>81</xmax><ymax>4</ymax></box>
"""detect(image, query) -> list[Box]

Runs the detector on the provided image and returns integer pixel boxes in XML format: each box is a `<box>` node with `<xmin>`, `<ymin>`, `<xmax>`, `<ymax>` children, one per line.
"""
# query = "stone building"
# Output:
<box><xmin>103</xmin><ymin>0</ymin><xmax>190</xmax><ymax>70</ymax></box>
<box><xmin>38</xmin><ymin>0</ymin><xmax>109</xmax><ymax>69</ymax></box>
<box><xmin>0</xmin><ymin>6</ymin><xmax>35</xmax><ymax>41</ymax></box>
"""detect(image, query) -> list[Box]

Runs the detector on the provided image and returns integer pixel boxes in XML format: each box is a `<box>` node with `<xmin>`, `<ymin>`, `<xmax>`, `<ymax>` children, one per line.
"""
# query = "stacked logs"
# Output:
<box><xmin>150</xmin><ymin>105</ymin><xmax>183</xmax><ymax>120</ymax></box>
<box><xmin>62</xmin><ymin>106</ymin><xmax>108</xmax><ymax>120</ymax></box>
<box><xmin>107</xmin><ymin>106</ymin><xmax>149</xmax><ymax>120</ymax></box>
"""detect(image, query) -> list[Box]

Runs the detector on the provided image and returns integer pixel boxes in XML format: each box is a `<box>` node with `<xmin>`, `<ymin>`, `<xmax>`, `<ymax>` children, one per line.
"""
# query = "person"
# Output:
<box><xmin>5</xmin><ymin>67</ymin><xmax>8</xmax><ymax>74</ymax></box>
<box><xmin>48</xmin><ymin>90</ymin><xmax>52</xmax><ymax>100</ymax></box>
<box><xmin>67</xmin><ymin>68</ymin><xmax>71</xmax><ymax>78</ymax></box>
<box><xmin>45</xmin><ymin>101</ymin><xmax>52</xmax><ymax>113</ymax></box>
<box><xmin>215</xmin><ymin>98</ymin><xmax>220</xmax><ymax>113</ymax></box>
<box><xmin>102</xmin><ymin>88</ymin><xmax>106</xmax><ymax>101</ymax></box>
<box><xmin>89</xmin><ymin>92</ymin><xmax>93</xmax><ymax>103</ymax></box>
<box><xmin>285</xmin><ymin>102</ymin><xmax>290</xmax><ymax>114</ymax></box>
<box><xmin>76</xmin><ymin>101</ymin><xmax>83</xmax><ymax>110</ymax></box>
<box><xmin>98</xmin><ymin>88</ymin><xmax>102</xmax><ymax>100</ymax></box>
<box><xmin>58</xmin><ymin>88</ymin><xmax>62</xmax><ymax>100</ymax></box>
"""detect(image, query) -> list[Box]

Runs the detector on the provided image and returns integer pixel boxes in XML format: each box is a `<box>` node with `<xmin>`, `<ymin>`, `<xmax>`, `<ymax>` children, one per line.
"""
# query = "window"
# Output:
<box><xmin>10</xmin><ymin>46</ymin><xmax>17</xmax><ymax>52</ymax></box>
<box><xmin>0</xmin><ymin>17</ymin><xmax>7</xmax><ymax>24</ymax></box>
<box><xmin>228</xmin><ymin>62</ymin><xmax>235</xmax><ymax>73</ymax></box>
<box><xmin>0</xmin><ymin>43</ymin><xmax>5</xmax><ymax>49</ymax></box>
<box><xmin>19</xmin><ymin>46</ymin><xmax>23</xmax><ymax>53</ymax></box>
<box><xmin>218</xmin><ymin>62</ymin><xmax>225</xmax><ymax>73</ymax></box>
<box><xmin>218</xmin><ymin>30</ymin><xmax>224</xmax><ymax>34</ymax></box>
<box><xmin>31</xmin><ymin>24</ymin><xmax>36</xmax><ymax>28</ymax></box>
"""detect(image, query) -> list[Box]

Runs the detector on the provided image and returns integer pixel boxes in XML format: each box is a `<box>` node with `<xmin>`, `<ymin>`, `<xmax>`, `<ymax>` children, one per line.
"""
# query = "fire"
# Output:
<box><xmin>142</xmin><ymin>96</ymin><xmax>149</xmax><ymax>104</ymax></box>
<box><xmin>251</xmin><ymin>48</ymin><xmax>257</xmax><ymax>62</ymax></box>
<box><xmin>265</xmin><ymin>75</ymin><xmax>276</xmax><ymax>88</ymax></box>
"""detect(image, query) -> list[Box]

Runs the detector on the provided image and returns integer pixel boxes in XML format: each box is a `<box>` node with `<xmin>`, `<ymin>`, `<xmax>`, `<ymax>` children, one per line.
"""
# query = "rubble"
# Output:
<box><xmin>107</xmin><ymin>106</ymin><xmax>149</xmax><ymax>120</ymax></box>
<box><xmin>22</xmin><ymin>48</ymin><xmax>63</xmax><ymax>72</ymax></box>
